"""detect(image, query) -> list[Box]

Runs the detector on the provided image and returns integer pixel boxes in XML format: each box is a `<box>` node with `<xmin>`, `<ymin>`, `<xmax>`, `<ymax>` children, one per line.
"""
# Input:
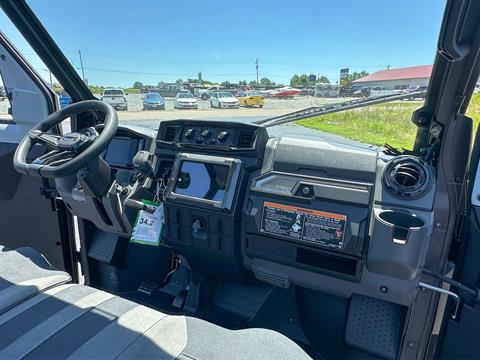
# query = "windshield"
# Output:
<box><xmin>103</xmin><ymin>89</ymin><xmax>124</xmax><ymax>96</ymax></box>
<box><xmin>146</xmin><ymin>93</ymin><xmax>161</xmax><ymax>99</ymax></box>
<box><xmin>21</xmin><ymin>0</ymin><xmax>446</xmax><ymax>149</ymax></box>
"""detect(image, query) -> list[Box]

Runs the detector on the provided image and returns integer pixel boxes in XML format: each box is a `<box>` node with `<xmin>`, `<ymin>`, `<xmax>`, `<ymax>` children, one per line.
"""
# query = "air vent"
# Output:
<box><xmin>237</xmin><ymin>130</ymin><xmax>255</xmax><ymax>148</ymax></box>
<box><xmin>383</xmin><ymin>156</ymin><xmax>433</xmax><ymax>199</ymax></box>
<box><xmin>164</xmin><ymin>126</ymin><xmax>178</xmax><ymax>142</ymax></box>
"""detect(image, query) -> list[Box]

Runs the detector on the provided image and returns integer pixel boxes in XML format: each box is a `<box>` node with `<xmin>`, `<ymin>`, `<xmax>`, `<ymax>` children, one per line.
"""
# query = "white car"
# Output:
<box><xmin>210</xmin><ymin>91</ymin><xmax>239</xmax><ymax>109</ymax></box>
<box><xmin>101</xmin><ymin>88</ymin><xmax>128</xmax><ymax>111</ymax></box>
<box><xmin>174</xmin><ymin>93</ymin><xmax>198</xmax><ymax>109</ymax></box>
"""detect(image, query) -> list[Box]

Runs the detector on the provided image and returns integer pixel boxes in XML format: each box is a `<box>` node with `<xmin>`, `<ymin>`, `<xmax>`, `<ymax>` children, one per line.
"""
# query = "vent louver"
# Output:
<box><xmin>237</xmin><ymin>130</ymin><xmax>255</xmax><ymax>148</ymax></box>
<box><xmin>383</xmin><ymin>156</ymin><xmax>433</xmax><ymax>199</ymax></box>
<box><xmin>164</xmin><ymin>126</ymin><xmax>178</xmax><ymax>142</ymax></box>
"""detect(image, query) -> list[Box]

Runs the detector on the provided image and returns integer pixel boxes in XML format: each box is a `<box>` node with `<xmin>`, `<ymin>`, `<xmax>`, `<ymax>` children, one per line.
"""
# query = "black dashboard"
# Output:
<box><xmin>90</xmin><ymin>120</ymin><xmax>436</xmax><ymax>307</ymax></box>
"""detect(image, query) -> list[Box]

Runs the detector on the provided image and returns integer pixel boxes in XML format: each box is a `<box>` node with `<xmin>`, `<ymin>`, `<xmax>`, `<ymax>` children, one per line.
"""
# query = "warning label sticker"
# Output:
<box><xmin>260</xmin><ymin>201</ymin><xmax>347</xmax><ymax>249</ymax></box>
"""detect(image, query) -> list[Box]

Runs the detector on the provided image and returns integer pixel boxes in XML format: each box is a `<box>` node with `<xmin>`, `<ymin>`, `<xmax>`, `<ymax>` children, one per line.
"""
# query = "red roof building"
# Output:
<box><xmin>352</xmin><ymin>65</ymin><xmax>432</xmax><ymax>89</ymax></box>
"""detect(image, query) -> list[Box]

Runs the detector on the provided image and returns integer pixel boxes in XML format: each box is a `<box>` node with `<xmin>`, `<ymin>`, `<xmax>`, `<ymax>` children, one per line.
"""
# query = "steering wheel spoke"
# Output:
<box><xmin>32</xmin><ymin>149</ymin><xmax>75</xmax><ymax>166</ymax></box>
<box><xmin>29</xmin><ymin>130</ymin><xmax>61</xmax><ymax>150</ymax></box>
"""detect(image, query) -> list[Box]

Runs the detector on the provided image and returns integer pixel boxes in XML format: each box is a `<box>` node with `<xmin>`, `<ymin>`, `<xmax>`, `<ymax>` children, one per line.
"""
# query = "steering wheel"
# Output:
<box><xmin>14</xmin><ymin>100</ymin><xmax>118</xmax><ymax>178</ymax></box>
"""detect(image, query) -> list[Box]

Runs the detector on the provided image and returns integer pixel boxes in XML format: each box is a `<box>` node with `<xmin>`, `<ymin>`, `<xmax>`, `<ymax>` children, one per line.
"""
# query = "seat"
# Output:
<box><xmin>0</xmin><ymin>245</ymin><xmax>71</xmax><ymax>314</ymax></box>
<box><xmin>0</xmin><ymin>246</ymin><xmax>312</xmax><ymax>360</ymax></box>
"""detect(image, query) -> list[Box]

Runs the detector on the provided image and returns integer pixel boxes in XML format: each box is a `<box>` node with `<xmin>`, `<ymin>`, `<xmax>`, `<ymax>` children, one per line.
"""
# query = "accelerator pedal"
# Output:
<box><xmin>137</xmin><ymin>280</ymin><xmax>159</xmax><ymax>295</ymax></box>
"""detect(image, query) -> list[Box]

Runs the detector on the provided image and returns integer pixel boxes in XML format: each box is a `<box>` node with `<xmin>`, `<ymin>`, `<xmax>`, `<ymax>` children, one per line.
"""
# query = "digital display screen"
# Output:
<box><xmin>104</xmin><ymin>137</ymin><xmax>139</xmax><ymax>168</ymax></box>
<box><xmin>174</xmin><ymin>161</ymin><xmax>230</xmax><ymax>202</ymax></box>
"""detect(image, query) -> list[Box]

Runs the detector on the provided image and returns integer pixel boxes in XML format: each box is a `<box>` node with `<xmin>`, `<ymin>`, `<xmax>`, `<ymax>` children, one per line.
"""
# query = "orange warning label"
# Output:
<box><xmin>261</xmin><ymin>201</ymin><xmax>347</xmax><ymax>248</ymax></box>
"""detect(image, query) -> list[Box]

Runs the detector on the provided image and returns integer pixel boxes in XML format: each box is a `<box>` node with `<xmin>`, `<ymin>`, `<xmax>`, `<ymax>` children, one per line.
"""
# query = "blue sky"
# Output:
<box><xmin>1</xmin><ymin>0</ymin><xmax>446</xmax><ymax>87</ymax></box>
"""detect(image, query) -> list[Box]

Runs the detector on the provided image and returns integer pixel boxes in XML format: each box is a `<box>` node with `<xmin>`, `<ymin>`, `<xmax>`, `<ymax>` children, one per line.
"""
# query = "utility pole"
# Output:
<box><xmin>255</xmin><ymin>58</ymin><xmax>259</xmax><ymax>85</ymax></box>
<box><xmin>49</xmin><ymin>70</ymin><xmax>53</xmax><ymax>85</ymax></box>
<box><xmin>78</xmin><ymin>50</ymin><xmax>85</xmax><ymax>82</ymax></box>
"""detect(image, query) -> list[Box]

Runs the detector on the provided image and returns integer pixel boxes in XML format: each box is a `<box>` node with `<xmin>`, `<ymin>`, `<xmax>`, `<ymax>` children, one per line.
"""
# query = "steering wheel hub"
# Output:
<box><xmin>57</xmin><ymin>132</ymin><xmax>88</xmax><ymax>152</ymax></box>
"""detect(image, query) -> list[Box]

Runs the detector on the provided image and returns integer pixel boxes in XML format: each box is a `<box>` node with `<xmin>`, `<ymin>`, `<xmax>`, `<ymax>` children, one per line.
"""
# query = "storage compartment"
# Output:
<box><xmin>367</xmin><ymin>210</ymin><xmax>429</xmax><ymax>280</ymax></box>
<box><xmin>246</xmin><ymin>234</ymin><xmax>362</xmax><ymax>281</ymax></box>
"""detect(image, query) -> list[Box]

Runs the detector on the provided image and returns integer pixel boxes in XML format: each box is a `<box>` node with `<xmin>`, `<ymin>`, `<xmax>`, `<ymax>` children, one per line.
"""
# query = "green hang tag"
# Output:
<box><xmin>130</xmin><ymin>199</ymin><xmax>164</xmax><ymax>246</ymax></box>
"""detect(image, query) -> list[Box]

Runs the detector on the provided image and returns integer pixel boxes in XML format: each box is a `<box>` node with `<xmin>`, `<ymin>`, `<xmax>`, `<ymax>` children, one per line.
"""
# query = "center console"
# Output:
<box><xmin>155</xmin><ymin>120</ymin><xmax>268</xmax><ymax>278</ymax></box>
<box><xmin>152</xmin><ymin>120</ymin><xmax>436</xmax><ymax>306</ymax></box>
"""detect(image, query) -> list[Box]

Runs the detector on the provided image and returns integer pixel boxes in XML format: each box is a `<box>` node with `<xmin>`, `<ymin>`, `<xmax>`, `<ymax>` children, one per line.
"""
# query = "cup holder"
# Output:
<box><xmin>367</xmin><ymin>210</ymin><xmax>429</xmax><ymax>280</ymax></box>
<box><xmin>377</xmin><ymin>211</ymin><xmax>425</xmax><ymax>245</ymax></box>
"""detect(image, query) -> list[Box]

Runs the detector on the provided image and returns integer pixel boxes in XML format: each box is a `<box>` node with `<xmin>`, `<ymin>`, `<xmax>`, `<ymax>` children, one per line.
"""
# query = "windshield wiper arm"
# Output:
<box><xmin>254</xmin><ymin>90</ymin><xmax>427</xmax><ymax>128</ymax></box>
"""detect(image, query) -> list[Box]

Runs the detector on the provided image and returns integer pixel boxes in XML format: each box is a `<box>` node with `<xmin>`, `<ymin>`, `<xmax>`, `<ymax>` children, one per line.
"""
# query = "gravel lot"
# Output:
<box><xmin>114</xmin><ymin>94</ymin><xmax>351</xmax><ymax>122</ymax></box>
<box><xmin>117</xmin><ymin>94</ymin><xmax>347</xmax><ymax>112</ymax></box>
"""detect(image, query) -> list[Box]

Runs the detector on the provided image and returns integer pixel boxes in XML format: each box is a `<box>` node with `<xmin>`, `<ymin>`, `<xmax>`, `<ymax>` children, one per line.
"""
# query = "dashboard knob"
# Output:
<box><xmin>217</xmin><ymin>131</ymin><xmax>230</xmax><ymax>142</ymax></box>
<box><xmin>201</xmin><ymin>129</ymin><xmax>211</xmax><ymax>138</ymax></box>
<box><xmin>184</xmin><ymin>129</ymin><xmax>195</xmax><ymax>139</ymax></box>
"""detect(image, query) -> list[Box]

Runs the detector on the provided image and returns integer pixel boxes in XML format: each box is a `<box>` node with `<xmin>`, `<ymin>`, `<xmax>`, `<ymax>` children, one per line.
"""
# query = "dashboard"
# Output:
<box><xmin>79</xmin><ymin>120</ymin><xmax>437</xmax><ymax>307</ymax></box>
<box><xmin>103</xmin><ymin>136</ymin><xmax>144</xmax><ymax>169</ymax></box>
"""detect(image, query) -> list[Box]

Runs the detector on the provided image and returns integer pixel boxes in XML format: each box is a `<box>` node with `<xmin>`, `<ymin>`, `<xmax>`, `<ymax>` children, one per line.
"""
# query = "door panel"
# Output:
<box><xmin>0</xmin><ymin>29</ymin><xmax>66</xmax><ymax>269</ymax></box>
<box><xmin>437</xmin><ymin>129</ymin><xmax>480</xmax><ymax>358</ymax></box>
<box><xmin>0</xmin><ymin>142</ymin><xmax>65</xmax><ymax>269</ymax></box>
<box><xmin>437</xmin><ymin>209</ymin><xmax>480</xmax><ymax>358</ymax></box>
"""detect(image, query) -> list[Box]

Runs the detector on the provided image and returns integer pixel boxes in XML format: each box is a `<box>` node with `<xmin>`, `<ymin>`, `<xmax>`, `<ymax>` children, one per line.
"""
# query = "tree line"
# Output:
<box><xmin>90</xmin><ymin>70</ymin><xmax>369</xmax><ymax>93</ymax></box>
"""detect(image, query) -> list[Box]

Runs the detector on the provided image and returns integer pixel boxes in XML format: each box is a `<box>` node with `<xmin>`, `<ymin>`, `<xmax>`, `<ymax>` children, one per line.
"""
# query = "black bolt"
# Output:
<box><xmin>380</xmin><ymin>285</ymin><xmax>388</xmax><ymax>294</ymax></box>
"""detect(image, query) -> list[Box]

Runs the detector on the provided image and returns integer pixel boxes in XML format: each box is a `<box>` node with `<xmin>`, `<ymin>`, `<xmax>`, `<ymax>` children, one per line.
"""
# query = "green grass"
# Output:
<box><xmin>468</xmin><ymin>93</ymin><xmax>480</xmax><ymax>130</ymax></box>
<box><xmin>297</xmin><ymin>93</ymin><xmax>480</xmax><ymax>149</ymax></box>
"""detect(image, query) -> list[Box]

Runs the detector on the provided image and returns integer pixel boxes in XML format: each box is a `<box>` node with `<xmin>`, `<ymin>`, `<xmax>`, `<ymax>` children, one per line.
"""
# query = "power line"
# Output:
<box><xmin>81</xmin><ymin>66</ymin><xmax>259</xmax><ymax>77</ymax></box>
<box><xmin>78</xmin><ymin>50</ymin><xmax>86</xmax><ymax>81</ymax></box>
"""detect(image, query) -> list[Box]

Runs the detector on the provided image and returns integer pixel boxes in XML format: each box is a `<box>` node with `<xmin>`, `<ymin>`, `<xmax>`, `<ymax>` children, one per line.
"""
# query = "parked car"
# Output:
<box><xmin>0</xmin><ymin>85</ymin><xmax>6</xmax><ymax>99</ymax></box>
<box><xmin>401</xmin><ymin>85</ymin><xmax>428</xmax><ymax>100</ymax></box>
<box><xmin>210</xmin><ymin>91</ymin><xmax>239</xmax><ymax>108</ymax></box>
<box><xmin>58</xmin><ymin>90</ymin><xmax>72</xmax><ymax>109</ymax></box>
<box><xmin>353</xmin><ymin>87</ymin><xmax>371</xmax><ymax>98</ymax></box>
<box><xmin>339</xmin><ymin>86</ymin><xmax>361</xmax><ymax>97</ymax></box>
<box><xmin>174</xmin><ymin>92</ymin><xmax>198</xmax><ymax>109</ymax></box>
<box><xmin>101</xmin><ymin>88</ymin><xmax>128</xmax><ymax>111</ymax></box>
<box><xmin>238</xmin><ymin>91</ymin><xmax>264</xmax><ymax>108</ymax></box>
<box><xmin>195</xmin><ymin>85</ymin><xmax>237</xmax><ymax>100</ymax></box>
<box><xmin>142</xmin><ymin>92</ymin><xmax>165</xmax><ymax>110</ymax></box>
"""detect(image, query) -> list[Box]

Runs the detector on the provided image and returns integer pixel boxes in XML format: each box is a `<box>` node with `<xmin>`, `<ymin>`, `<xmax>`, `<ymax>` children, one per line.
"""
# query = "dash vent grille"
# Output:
<box><xmin>164</xmin><ymin>126</ymin><xmax>178</xmax><ymax>142</ymax></box>
<box><xmin>383</xmin><ymin>156</ymin><xmax>433</xmax><ymax>199</ymax></box>
<box><xmin>237</xmin><ymin>130</ymin><xmax>255</xmax><ymax>148</ymax></box>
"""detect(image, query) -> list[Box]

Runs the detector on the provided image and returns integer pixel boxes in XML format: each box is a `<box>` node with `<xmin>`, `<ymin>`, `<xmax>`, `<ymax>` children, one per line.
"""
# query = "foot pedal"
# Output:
<box><xmin>172</xmin><ymin>291</ymin><xmax>187</xmax><ymax>308</ymax></box>
<box><xmin>88</xmin><ymin>231</ymin><xmax>121</xmax><ymax>264</ymax></box>
<box><xmin>184</xmin><ymin>281</ymin><xmax>200</xmax><ymax>313</ymax></box>
<box><xmin>137</xmin><ymin>280</ymin><xmax>159</xmax><ymax>295</ymax></box>
<box><xmin>345</xmin><ymin>294</ymin><xmax>406</xmax><ymax>360</ymax></box>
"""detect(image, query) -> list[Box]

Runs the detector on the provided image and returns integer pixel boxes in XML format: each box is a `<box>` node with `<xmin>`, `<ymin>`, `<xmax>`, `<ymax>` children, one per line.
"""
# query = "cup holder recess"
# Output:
<box><xmin>367</xmin><ymin>210</ymin><xmax>429</xmax><ymax>280</ymax></box>
<box><xmin>377</xmin><ymin>211</ymin><xmax>425</xmax><ymax>245</ymax></box>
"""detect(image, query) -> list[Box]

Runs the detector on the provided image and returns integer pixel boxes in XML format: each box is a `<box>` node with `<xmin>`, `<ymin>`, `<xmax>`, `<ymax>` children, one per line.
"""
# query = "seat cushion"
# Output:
<box><xmin>0</xmin><ymin>283</ymin><xmax>312</xmax><ymax>359</ymax></box>
<box><xmin>0</xmin><ymin>245</ymin><xmax>311</xmax><ymax>359</ymax></box>
<box><xmin>0</xmin><ymin>245</ymin><xmax>71</xmax><ymax>314</ymax></box>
